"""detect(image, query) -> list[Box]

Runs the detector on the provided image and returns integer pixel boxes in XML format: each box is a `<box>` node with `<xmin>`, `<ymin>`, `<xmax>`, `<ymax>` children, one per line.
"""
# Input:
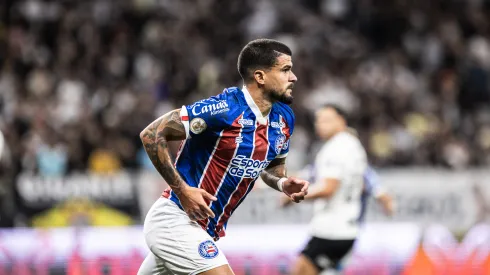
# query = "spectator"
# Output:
<box><xmin>1</xmin><ymin>0</ymin><xmax>490</xmax><ymax>181</ymax></box>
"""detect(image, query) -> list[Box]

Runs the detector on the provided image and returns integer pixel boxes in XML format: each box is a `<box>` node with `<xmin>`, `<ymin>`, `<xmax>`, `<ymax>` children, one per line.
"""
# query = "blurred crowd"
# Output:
<box><xmin>1</xmin><ymin>0</ymin><xmax>490</xmax><ymax>181</ymax></box>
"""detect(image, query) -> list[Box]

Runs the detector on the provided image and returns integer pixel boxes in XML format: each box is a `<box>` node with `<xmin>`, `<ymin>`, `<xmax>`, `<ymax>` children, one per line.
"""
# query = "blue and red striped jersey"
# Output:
<box><xmin>162</xmin><ymin>86</ymin><xmax>295</xmax><ymax>239</ymax></box>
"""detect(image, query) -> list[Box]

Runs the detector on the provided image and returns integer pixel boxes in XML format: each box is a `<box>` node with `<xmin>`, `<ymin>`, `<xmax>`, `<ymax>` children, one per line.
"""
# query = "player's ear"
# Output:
<box><xmin>253</xmin><ymin>70</ymin><xmax>266</xmax><ymax>85</ymax></box>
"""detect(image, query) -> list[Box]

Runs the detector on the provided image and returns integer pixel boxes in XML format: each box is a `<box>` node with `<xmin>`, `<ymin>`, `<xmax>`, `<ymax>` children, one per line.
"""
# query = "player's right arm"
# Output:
<box><xmin>364</xmin><ymin>166</ymin><xmax>395</xmax><ymax>216</ymax></box>
<box><xmin>139</xmin><ymin>109</ymin><xmax>216</xmax><ymax>220</ymax></box>
<box><xmin>376</xmin><ymin>193</ymin><xmax>395</xmax><ymax>216</ymax></box>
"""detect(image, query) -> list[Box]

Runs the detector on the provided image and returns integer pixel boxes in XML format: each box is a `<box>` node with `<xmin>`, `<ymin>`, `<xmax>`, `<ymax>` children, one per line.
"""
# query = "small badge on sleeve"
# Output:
<box><xmin>190</xmin><ymin>118</ymin><xmax>207</xmax><ymax>134</ymax></box>
<box><xmin>275</xmin><ymin>134</ymin><xmax>286</xmax><ymax>154</ymax></box>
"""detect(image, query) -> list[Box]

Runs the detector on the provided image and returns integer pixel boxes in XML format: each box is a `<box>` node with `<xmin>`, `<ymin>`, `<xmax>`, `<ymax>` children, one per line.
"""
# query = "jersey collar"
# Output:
<box><xmin>241</xmin><ymin>86</ymin><xmax>269</xmax><ymax>125</ymax></box>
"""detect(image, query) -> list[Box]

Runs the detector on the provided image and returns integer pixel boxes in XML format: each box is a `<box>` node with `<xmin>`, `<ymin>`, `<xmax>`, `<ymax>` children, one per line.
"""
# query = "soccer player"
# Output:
<box><xmin>137</xmin><ymin>39</ymin><xmax>310</xmax><ymax>275</ymax></box>
<box><xmin>283</xmin><ymin>104</ymin><xmax>367</xmax><ymax>275</ymax></box>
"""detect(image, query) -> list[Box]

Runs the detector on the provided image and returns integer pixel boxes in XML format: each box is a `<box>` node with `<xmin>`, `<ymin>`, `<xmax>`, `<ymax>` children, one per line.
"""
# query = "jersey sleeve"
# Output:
<box><xmin>316</xmin><ymin>139</ymin><xmax>347</xmax><ymax>180</ymax></box>
<box><xmin>275</xmin><ymin>103</ymin><xmax>295</xmax><ymax>158</ymax></box>
<box><xmin>180</xmin><ymin>93</ymin><xmax>231</xmax><ymax>139</ymax></box>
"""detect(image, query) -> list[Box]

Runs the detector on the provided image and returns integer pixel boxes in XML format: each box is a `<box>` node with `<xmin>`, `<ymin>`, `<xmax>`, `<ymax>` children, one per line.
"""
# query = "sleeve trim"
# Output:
<box><xmin>180</xmin><ymin>106</ymin><xmax>190</xmax><ymax>139</ymax></box>
<box><xmin>275</xmin><ymin>153</ymin><xmax>288</xmax><ymax>158</ymax></box>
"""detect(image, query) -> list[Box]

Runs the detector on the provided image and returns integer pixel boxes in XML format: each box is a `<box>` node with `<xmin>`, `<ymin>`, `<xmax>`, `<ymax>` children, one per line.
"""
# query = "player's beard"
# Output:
<box><xmin>270</xmin><ymin>84</ymin><xmax>294</xmax><ymax>105</ymax></box>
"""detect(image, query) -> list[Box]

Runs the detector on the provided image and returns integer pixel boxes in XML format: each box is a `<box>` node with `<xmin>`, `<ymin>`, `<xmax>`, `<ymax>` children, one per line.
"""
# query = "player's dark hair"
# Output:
<box><xmin>237</xmin><ymin>39</ymin><xmax>292</xmax><ymax>82</ymax></box>
<box><xmin>322</xmin><ymin>103</ymin><xmax>349</xmax><ymax>124</ymax></box>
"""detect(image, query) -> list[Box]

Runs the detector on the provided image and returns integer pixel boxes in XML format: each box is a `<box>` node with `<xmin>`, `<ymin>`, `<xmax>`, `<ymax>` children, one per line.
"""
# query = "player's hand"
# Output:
<box><xmin>176</xmin><ymin>186</ymin><xmax>217</xmax><ymax>221</ymax></box>
<box><xmin>282</xmin><ymin>176</ymin><xmax>309</xmax><ymax>203</ymax></box>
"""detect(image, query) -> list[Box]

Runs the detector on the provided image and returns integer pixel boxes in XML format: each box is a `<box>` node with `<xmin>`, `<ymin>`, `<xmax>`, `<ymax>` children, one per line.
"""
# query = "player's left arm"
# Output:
<box><xmin>261</xmin><ymin>157</ymin><xmax>309</xmax><ymax>203</ymax></box>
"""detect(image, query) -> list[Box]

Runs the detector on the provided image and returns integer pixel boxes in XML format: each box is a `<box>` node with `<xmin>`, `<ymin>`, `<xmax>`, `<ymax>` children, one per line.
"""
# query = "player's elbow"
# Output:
<box><xmin>259</xmin><ymin>171</ymin><xmax>268</xmax><ymax>181</ymax></box>
<box><xmin>139</xmin><ymin>129</ymin><xmax>148</xmax><ymax>142</ymax></box>
<box><xmin>139</xmin><ymin>127</ymin><xmax>155</xmax><ymax>144</ymax></box>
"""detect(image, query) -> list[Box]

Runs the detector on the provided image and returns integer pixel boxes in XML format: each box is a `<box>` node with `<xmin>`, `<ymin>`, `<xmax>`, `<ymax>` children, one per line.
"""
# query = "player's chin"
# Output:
<box><xmin>280</xmin><ymin>94</ymin><xmax>294</xmax><ymax>105</ymax></box>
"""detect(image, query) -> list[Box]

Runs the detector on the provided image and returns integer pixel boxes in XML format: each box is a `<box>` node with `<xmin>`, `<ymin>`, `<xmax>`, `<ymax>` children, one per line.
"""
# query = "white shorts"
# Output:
<box><xmin>137</xmin><ymin>197</ymin><xmax>229</xmax><ymax>275</ymax></box>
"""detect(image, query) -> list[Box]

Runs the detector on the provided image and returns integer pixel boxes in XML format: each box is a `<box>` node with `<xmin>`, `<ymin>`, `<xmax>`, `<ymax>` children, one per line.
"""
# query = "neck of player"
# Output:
<box><xmin>246</xmin><ymin>85</ymin><xmax>273</xmax><ymax>117</ymax></box>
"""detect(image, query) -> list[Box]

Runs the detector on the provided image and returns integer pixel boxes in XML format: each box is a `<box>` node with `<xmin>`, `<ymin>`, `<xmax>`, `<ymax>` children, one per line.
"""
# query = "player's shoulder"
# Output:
<box><xmin>325</xmin><ymin>132</ymin><xmax>361</xmax><ymax>154</ymax></box>
<box><xmin>273</xmin><ymin>102</ymin><xmax>295</xmax><ymax>121</ymax></box>
<box><xmin>270</xmin><ymin>102</ymin><xmax>295</xmax><ymax>139</ymax></box>
<box><xmin>194</xmin><ymin>87</ymin><xmax>239</xmax><ymax>104</ymax></box>
<box><xmin>188</xmin><ymin>87</ymin><xmax>245</xmax><ymax>114</ymax></box>
<box><xmin>272</xmin><ymin>102</ymin><xmax>295</xmax><ymax>133</ymax></box>
<box><xmin>220</xmin><ymin>87</ymin><xmax>250</xmax><ymax>116</ymax></box>
<box><xmin>221</xmin><ymin>86</ymin><xmax>246</xmax><ymax>105</ymax></box>
<box><xmin>332</xmin><ymin>132</ymin><xmax>359</xmax><ymax>145</ymax></box>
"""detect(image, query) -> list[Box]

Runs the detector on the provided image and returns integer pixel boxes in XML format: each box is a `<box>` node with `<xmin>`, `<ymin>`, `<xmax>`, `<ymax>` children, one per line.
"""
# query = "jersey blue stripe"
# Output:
<box><xmin>206</xmin><ymin>110</ymin><xmax>257</xmax><ymax>236</ymax></box>
<box><xmin>170</xmin><ymin>133</ymin><xmax>221</xmax><ymax>209</ymax></box>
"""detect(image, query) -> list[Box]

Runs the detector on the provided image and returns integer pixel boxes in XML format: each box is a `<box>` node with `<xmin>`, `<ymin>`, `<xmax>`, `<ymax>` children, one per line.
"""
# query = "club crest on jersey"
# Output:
<box><xmin>190</xmin><ymin>118</ymin><xmax>207</xmax><ymax>134</ymax></box>
<box><xmin>198</xmin><ymin>240</ymin><xmax>219</xmax><ymax>259</ymax></box>
<box><xmin>283</xmin><ymin>139</ymin><xmax>290</xmax><ymax>150</ymax></box>
<box><xmin>275</xmin><ymin>134</ymin><xmax>286</xmax><ymax>154</ymax></box>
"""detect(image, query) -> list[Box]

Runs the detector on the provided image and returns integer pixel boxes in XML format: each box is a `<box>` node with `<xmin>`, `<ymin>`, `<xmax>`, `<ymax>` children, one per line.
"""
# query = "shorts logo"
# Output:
<box><xmin>190</xmin><ymin>118</ymin><xmax>207</xmax><ymax>134</ymax></box>
<box><xmin>275</xmin><ymin>134</ymin><xmax>286</xmax><ymax>154</ymax></box>
<box><xmin>198</xmin><ymin>240</ymin><xmax>219</xmax><ymax>259</ymax></box>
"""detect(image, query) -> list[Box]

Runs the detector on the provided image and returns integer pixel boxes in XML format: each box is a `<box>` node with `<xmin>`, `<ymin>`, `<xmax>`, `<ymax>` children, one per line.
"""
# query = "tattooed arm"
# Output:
<box><xmin>261</xmin><ymin>158</ymin><xmax>309</xmax><ymax>203</ymax></box>
<box><xmin>260</xmin><ymin>158</ymin><xmax>288</xmax><ymax>192</ymax></box>
<box><xmin>139</xmin><ymin>109</ymin><xmax>187</xmax><ymax>195</ymax></box>
<box><xmin>140</xmin><ymin>109</ymin><xmax>216</xmax><ymax>220</ymax></box>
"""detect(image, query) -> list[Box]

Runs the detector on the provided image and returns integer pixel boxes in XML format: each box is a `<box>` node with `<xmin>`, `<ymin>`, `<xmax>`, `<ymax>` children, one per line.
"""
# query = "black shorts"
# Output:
<box><xmin>300</xmin><ymin>237</ymin><xmax>355</xmax><ymax>271</ymax></box>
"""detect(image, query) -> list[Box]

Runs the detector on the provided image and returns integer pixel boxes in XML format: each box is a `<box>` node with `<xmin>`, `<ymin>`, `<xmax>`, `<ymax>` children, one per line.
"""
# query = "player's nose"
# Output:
<box><xmin>290</xmin><ymin>71</ymin><xmax>298</xmax><ymax>82</ymax></box>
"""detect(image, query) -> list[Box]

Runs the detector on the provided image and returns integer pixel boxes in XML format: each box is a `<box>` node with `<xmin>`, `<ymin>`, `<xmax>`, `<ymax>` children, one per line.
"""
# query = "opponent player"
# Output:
<box><xmin>283</xmin><ymin>104</ymin><xmax>367</xmax><ymax>275</ymax></box>
<box><xmin>137</xmin><ymin>39</ymin><xmax>310</xmax><ymax>275</ymax></box>
<box><xmin>284</xmin><ymin>123</ymin><xmax>395</xmax><ymax>275</ymax></box>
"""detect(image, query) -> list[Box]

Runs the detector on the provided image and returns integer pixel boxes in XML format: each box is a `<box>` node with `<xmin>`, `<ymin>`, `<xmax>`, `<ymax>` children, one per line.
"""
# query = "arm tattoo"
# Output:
<box><xmin>140</xmin><ymin>109</ymin><xmax>187</xmax><ymax>195</ymax></box>
<box><xmin>260</xmin><ymin>158</ymin><xmax>287</xmax><ymax>191</ymax></box>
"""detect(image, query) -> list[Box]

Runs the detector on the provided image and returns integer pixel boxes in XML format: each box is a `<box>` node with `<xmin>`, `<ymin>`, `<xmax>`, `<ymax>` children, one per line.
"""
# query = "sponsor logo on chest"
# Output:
<box><xmin>271</xmin><ymin>121</ymin><xmax>285</xmax><ymax>128</ymax></box>
<box><xmin>229</xmin><ymin>155</ymin><xmax>271</xmax><ymax>179</ymax></box>
<box><xmin>191</xmin><ymin>101</ymin><xmax>230</xmax><ymax>116</ymax></box>
<box><xmin>238</xmin><ymin>118</ymin><xmax>254</xmax><ymax>126</ymax></box>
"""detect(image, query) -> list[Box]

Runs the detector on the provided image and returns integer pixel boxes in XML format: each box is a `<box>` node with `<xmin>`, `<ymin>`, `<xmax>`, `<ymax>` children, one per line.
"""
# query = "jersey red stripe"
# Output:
<box><xmin>173</xmin><ymin>140</ymin><xmax>186</xmax><ymax>167</ymax></box>
<box><xmin>215</xmin><ymin>122</ymin><xmax>269</xmax><ymax>231</ymax></box>
<box><xmin>281</xmin><ymin>115</ymin><xmax>291</xmax><ymax>138</ymax></box>
<box><xmin>198</xmin><ymin>116</ymin><xmax>242</xmax><ymax>228</ymax></box>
